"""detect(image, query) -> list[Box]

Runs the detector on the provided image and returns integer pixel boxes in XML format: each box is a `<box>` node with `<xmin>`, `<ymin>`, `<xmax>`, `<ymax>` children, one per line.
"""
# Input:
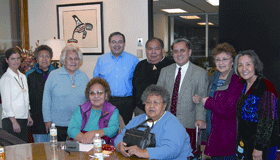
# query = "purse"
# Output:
<box><xmin>123</xmin><ymin>118</ymin><xmax>156</xmax><ymax>149</ymax></box>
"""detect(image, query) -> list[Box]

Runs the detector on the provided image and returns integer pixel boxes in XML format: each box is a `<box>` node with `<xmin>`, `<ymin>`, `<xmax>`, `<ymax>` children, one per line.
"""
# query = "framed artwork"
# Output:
<box><xmin>57</xmin><ymin>2</ymin><xmax>104</xmax><ymax>55</ymax></box>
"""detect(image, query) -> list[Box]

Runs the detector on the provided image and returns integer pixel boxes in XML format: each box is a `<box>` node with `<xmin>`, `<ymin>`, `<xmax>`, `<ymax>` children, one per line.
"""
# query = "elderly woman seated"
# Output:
<box><xmin>114</xmin><ymin>85</ymin><xmax>193</xmax><ymax>159</ymax></box>
<box><xmin>67</xmin><ymin>77</ymin><xmax>119</xmax><ymax>144</ymax></box>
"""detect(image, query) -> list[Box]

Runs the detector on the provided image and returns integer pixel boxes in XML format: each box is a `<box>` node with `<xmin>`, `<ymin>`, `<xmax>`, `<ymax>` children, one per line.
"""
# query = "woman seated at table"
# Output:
<box><xmin>67</xmin><ymin>77</ymin><xmax>119</xmax><ymax>144</ymax></box>
<box><xmin>114</xmin><ymin>85</ymin><xmax>193</xmax><ymax>159</ymax></box>
<box><xmin>234</xmin><ymin>50</ymin><xmax>278</xmax><ymax>160</ymax></box>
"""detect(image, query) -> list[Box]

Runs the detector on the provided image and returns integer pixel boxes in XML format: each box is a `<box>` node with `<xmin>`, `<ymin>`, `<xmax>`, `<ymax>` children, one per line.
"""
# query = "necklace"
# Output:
<box><xmin>153</xmin><ymin>65</ymin><xmax>157</xmax><ymax>70</ymax></box>
<box><xmin>14</xmin><ymin>77</ymin><xmax>26</xmax><ymax>93</ymax></box>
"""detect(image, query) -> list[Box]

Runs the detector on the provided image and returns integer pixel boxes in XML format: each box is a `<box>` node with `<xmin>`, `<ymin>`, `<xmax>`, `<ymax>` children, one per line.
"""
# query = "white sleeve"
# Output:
<box><xmin>1</xmin><ymin>76</ymin><xmax>15</xmax><ymax>117</ymax></box>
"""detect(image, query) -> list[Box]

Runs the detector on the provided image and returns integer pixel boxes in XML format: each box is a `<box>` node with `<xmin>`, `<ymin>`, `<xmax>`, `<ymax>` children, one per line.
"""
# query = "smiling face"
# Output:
<box><xmin>146</xmin><ymin>40</ymin><xmax>164</xmax><ymax>64</ymax></box>
<box><xmin>237</xmin><ymin>55</ymin><xmax>257</xmax><ymax>84</ymax></box>
<box><xmin>215</xmin><ymin>52</ymin><xmax>233</xmax><ymax>75</ymax></box>
<box><xmin>109</xmin><ymin>35</ymin><xmax>125</xmax><ymax>57</ymax></box>
<box><xmin>145</xmin><ymin>95</ymin><xmax>166</xmax><ymax>121</ymax></box>
<box><xmin>37</xmin><ymin>50</ymin><xmax>51</xmax><ymax>71</ymax></box>
<box><xmin>173</xmin><ymin>41</ymin><xmax>192</xmax><ymax>66</ymax></box>
<box><xmin>64</xmin><ymin>51</ymin><xmax>79</xmax><ymax>75</ymax></box>
<box><xmin>6</xmin><ymin>52</ymin><xmax>21</xmax><ymax>72</ymax></box>
<box><xmin>89</xmin><ymin>83</ymin><xmax>107</xmax><ymax>109</ymax></box>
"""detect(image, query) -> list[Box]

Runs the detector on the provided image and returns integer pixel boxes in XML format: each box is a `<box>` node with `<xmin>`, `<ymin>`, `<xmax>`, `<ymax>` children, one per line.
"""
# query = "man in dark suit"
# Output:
<box><xmin>157</xmin><ymin>38</ymin><xmax>208</xmax><ymax>129</ymax></box>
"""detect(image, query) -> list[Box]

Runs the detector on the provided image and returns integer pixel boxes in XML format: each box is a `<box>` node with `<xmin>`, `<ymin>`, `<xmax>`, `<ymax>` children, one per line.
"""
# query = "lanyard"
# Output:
<box><xmin>14</xmin><ymin>77</ymin><xmax>24</xmax><ymax>89</ymax></box>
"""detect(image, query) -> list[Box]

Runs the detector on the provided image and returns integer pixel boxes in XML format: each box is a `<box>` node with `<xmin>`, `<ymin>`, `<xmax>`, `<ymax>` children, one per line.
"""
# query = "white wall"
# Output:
<box><xmin>153</xmin><ymin>14</ymin><xmax>168</xmax><ymax>52</ymax></box>
<box><xmin>0</xmin><ymin>0</ymin><xmax>12</xmax><ymax>50</ymax></box>
<box><xmin>28</xmin><ymin>0</ymin><xmax>148</xmax><ymax>78</ymax></box>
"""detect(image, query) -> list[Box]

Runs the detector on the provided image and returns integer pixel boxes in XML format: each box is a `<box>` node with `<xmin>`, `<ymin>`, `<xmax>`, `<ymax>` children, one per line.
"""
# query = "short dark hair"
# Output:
<box><xmin>85</xmin><ymin>77</ymin><xmax>111</xmax><ymax>101</ymax></box>
<box><xmin>145</xmin><ymin>37</ymin><xmax>164</xmax><ymax>49</ymax></box>
<box><xmin>171</xmin><ymin>38</ymin><xmax>191</xmax><ymax>50</ymax></box>
<box><xmin>141</xmin><ymin>85</ymin><xmax>170</xmax><ymax>111</ymax></box>
<box><xmin>2</xmin><ymin>47</ymin><xmax>21</xmax><ymax>72</ymax></box>
<box><xmin>234</xmin><ymin>50</ymin><xmax>264</xmax><ymax>76</ymax></box>
<box><xmin>108</xmin><ymin>32</ymin><xmax>125</xmax><ymax>43</ymax></box>
<box><xmin>34</xmin><ymin>45</ymin><xmax>53</xmax><ymax>59</ymax></box>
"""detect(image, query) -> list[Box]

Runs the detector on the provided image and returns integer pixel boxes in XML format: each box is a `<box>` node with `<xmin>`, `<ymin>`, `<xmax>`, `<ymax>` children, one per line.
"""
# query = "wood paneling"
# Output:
<box><xmin>19</xmin><ymin>0</ymin><xmax>29</xmax><ymax>49</ymax></box>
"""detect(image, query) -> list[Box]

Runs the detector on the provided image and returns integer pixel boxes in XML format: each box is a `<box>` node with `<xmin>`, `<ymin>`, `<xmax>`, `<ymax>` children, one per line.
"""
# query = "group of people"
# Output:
<box><xmin>0</xmin><ymin>31</ymin><xmax>278</xmax><ymax>160</ymax></box>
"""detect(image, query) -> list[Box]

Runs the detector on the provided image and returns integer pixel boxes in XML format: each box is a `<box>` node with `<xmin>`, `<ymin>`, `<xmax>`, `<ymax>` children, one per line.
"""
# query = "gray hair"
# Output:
<box><xmin>34</xmin><ymin>45</ymin><xmax>53</xmax><ymax>59</ymax></box>
<box><xmin>141</xmin><ymin>85</ymin><xmax>170</xmax><ymax>111</ymax></box>
<box><xmin>60</xmin><ymin>45</ymin><xmax>83</xmax><ymax>65</ymax></box>
<box><xmin>171</xmin><ymin>38</ymin><xmax>191</xmax><ymax>50</ymax></box>
<box><xmin>234</xmin><ymin>50</ymin><xmax>263</xmax><ymax>76</ymax></box>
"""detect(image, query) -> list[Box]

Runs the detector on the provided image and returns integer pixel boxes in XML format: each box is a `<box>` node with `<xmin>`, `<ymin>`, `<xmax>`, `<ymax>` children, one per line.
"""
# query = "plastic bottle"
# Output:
<box><xmin>93</xmin><ymin>133</ymin><xmax>103</xmax><ymax>160</ymax></box>
<box><xmin>51</xmin><ymin>145</ymin><xmax>58</xmax><ymax>160</ymax></box>
<box><xmin>50</xmin><ymin>123</ymin><xmax>57</xmax><ymax>146</ymax></box>
<box><xmin>0</xmin><ymin>146</ymin><xmax>4</xmax><ymax>160</ymax></box>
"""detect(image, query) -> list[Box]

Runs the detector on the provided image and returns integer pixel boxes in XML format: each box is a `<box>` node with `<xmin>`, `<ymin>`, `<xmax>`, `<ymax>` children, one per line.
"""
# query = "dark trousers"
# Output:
<box><xmin>2</xmin><ymin>118</ymin><xmax>28</xmax><ymax>143</ymax></box>
<box><xmin>56</xmin><ymin>126</ymin><xmax>68</xmax><ymax>141</ymax></box>
<box><xmin>109</xmin><ymin>96</ymin><xmax>134</xmax><ymax>125</ymax></box>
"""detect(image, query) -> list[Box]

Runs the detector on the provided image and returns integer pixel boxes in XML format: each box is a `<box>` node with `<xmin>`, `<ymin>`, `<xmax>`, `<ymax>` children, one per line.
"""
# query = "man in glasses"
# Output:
<box><xmin>93</xmin><ymin>32</ymin><xmax>139</xmax><ymax>124</ymax></box>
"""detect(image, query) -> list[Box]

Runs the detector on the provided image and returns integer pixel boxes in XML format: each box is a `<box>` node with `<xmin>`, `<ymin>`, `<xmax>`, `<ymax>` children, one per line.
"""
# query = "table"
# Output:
<box><xmin>4</xmin><ymin>142</ymin><xmax>148</xmax><ymax>160</ymax></box>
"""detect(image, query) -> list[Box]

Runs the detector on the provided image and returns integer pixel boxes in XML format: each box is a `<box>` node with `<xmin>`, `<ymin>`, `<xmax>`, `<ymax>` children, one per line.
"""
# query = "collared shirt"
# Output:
<box><xmin>146</xmin><ymin>111</ymin><xmax>166</xmax><ymax>128</ymax></box>
<box><xmin>175</xmin><ymin>62</ymin><xmax>190</xmax><ymax>92</ymax></box>
<box><xmin>0</xmin><ymin>67</ymin><xmax>30</xmax><ymax>119</ymax></box>
<box><xmin>93</xmin><ymin>51</ymin><xmax>139</xmax><ymax>97</ymax></box>
<box><xmin>42</xmin><ymin>66</ymin><xmax>89</xmax><ymax>127</ymax></box>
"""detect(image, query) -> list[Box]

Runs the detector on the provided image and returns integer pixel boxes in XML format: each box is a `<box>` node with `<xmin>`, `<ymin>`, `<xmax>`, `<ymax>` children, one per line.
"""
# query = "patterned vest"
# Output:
<box><xmin>80</xmin><ymin>101</ymin><xmax>118</xmax><ymax>145</ymax></box>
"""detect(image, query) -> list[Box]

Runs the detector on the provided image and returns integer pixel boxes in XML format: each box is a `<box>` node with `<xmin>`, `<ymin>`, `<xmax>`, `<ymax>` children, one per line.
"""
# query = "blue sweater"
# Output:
<box><xmin>114</xmin><ymin>111</ymin><xmax>193</xmax><ymax>160</ymax></box>
<box><xmin>42</xmin><ymin>66</ymin><xmax>89</xmax><ymax>126</ymax></box>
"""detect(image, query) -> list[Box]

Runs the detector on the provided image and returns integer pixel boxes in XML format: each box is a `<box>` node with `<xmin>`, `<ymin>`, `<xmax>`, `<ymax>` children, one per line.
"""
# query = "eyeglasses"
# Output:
<box><xmin>38</xmin><ymin>55</ymin><xmax>51</xmax><ymax>59</ymax></box>
<box><xmin>67</xmin><ymin>57</ymin><xmax>79</xmax><ymax>61</ymax></box>
<box><xmin>110</xmin><ymin>40</ymin><xmax>124</xmax><ymax>44</ymax></box>
<box><xmin>145</xmin><ymin>101</ymin><xmax>164</xmax><ymax>106</ymax></box>
<box><xmin>215</xmin><ymin>58</ymin><xmax>231</xmax><ymax>63</ymax></box>
<box><xmin>89</xmin><ymin>90</ymin><xmax>104</xmax><ymax>96</ymax></box>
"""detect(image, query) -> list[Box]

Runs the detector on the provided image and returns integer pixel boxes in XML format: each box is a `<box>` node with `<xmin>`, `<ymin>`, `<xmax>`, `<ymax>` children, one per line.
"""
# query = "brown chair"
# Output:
<box><xmin>118</xmin><ymin>115</ymin><xmax>125</xmax><ymax>134</ymax></box>
<box><xmin>0</xmin><ymin>128</ymin><xmax>26</xmax><ymax>146</ymax></box>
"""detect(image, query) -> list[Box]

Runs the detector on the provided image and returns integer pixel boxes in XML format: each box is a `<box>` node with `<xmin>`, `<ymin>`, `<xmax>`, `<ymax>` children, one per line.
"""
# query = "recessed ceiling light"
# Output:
<box><xmin>153</xmin><ymin>0</ymin><xmax>159</xmax><ymax>1</ymax></box>
<box><xmin>197</xmin><ymin>22</ymin><xmax>214</xmax><ymax>25</ymax></box>
<box><xmin>180</xmin><ymin>15</ymin><xmax>201</xmax><ymax>19</ymax></box>
<box><xmin>161</xmin><ymin>8</ymin><xmax>188</xmax><ymax>13</ymax></box>
<box><xmin>206</xmin><ymin>0</ymin><xmax>219</xmax><ymax>6</ymax></box>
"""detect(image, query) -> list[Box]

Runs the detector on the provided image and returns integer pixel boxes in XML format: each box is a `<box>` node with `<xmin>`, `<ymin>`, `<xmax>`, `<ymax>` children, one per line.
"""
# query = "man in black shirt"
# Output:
<box><xmin>132</xmin><ymin>38</ymin><xmax>174</xmax><ymax>116</ymax></box>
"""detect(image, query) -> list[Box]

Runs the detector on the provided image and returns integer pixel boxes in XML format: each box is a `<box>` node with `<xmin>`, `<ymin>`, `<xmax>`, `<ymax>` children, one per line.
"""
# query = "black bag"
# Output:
<box><xmin>123</xmin><ymin>118</ymin><xmax>156</xmax><ymax>149</ymax></box>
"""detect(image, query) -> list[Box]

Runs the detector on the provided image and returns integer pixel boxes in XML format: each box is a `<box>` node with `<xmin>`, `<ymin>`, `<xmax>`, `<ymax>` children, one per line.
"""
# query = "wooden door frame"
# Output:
<box><xmin>19</xmin><ymin>0</ymin><xmax>29</xmax><ymax>49</ymax></box>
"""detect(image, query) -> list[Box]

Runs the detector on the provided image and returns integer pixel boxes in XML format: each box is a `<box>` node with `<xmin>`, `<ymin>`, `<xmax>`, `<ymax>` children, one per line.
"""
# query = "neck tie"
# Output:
<box><xmin>171</xmin><ymin>67</ymin><xmax>181</xmax><ymax>115</ymax></box>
